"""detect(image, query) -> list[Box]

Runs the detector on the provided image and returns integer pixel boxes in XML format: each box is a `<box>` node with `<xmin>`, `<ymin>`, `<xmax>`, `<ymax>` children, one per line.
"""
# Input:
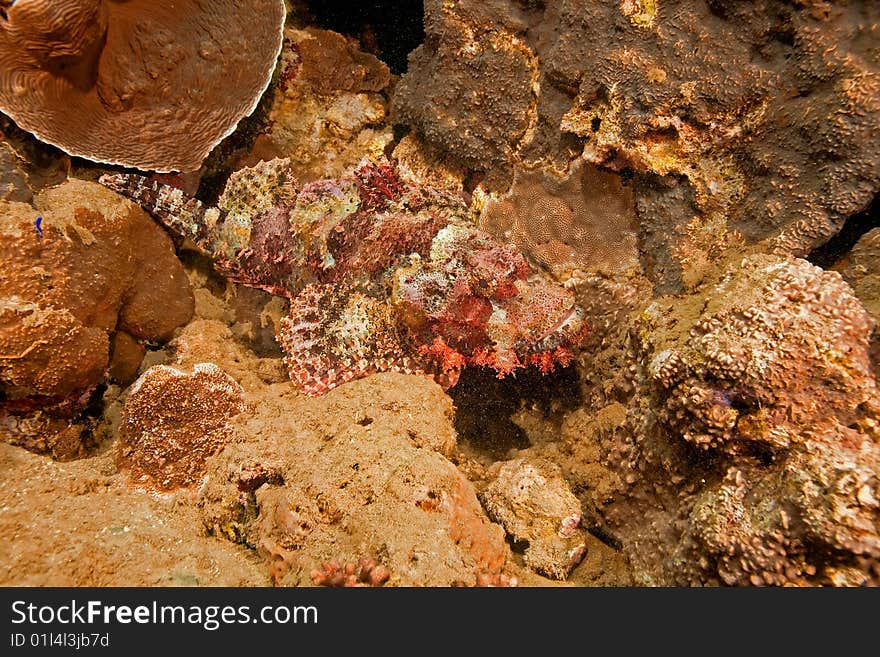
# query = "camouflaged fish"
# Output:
<box><xmin>100</xmin><ymin>159</ymin><xmax>587</xmax><ymax>395</ymax></box>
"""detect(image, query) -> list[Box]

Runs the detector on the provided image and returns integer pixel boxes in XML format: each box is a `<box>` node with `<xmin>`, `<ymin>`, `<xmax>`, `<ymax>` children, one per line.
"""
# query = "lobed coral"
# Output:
<box><xmin>0</xmin><ymin>0</ymin><xmax>286</xmax><ymax>171</ymax></box>
<box><xmin>640</xmin><ymin>254</ymin><xmax>876</xmax><ymax>453</ymax></box>
<box><xmin>0</xmin><ymin>179</ymin><xmax>193</xmax><ymax>457</ymax></box>
<box><xmin>101</xmin><ymin>158</ymin><xmax>588</xmax><ymax>396</ymax></box>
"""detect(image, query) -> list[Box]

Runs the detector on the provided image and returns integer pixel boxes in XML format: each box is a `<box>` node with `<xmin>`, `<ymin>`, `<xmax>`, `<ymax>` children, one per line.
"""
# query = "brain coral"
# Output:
<box><xmin>480</xmin><ymin>159</ymin><xmax>639</xmax><ymax>282</ymax></box>
<box><xmin>0</xmin><ymin>179</ymin><xmax>193</xmax><ymax>457</ymax></box>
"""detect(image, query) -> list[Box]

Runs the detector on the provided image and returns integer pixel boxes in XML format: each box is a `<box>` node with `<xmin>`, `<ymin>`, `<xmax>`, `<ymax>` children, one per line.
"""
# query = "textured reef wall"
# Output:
<box><xmin>0</xmin><ymin>0</ymin><xmax>878</xmax><ymax>586</ymax></box>
<box><xmin>394</xmin><ymin>0</ymin><xmax>880</xmax><ymax>290</ymax></box>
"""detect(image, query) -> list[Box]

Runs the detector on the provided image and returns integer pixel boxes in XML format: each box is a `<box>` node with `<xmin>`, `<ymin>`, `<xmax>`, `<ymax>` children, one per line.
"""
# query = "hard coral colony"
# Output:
<box><xmin>100</xmin><ymin>159</ymin><xmax>588</xmax><ymax>395</ymax></box>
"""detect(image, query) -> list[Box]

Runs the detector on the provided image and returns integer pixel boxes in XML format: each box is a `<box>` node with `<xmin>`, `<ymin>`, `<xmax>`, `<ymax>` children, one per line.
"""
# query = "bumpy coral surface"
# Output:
<box><xmin>244</xmin><ymin>27</ymin><xmax>393</xmax><ymax>182</ymax></box>
<box><xmin>0</xmin><ymin>179</ymin><xmax>193</xmax><ymax>457</ymax></box>
<box><xmin>480</xmin><ymin>159</ymin><xmax>639</xmax><ymax>282</ymax></box>
<box><xmin>480</xmin><ymin>457</ymin><xmax>587</xmax><ymax>580</ymax></box>
<box><xmin>101</xmin><ymin>158</ymin><xmax>587</xmax><ymax>395</ymax></box>
<box><xmin>117</xmin><ymin>363</ymin><xmax>248</xmax><ymax>492</ymax></box>
<box><xmin>640</xmin><ymin>254</ymin><xmax>875</xmax><ymax>452</ymax></box>
<box><xmin>310</xmin><ymin>557</ymin><xmax>391</xmax><ymax>587</ymax></box>
<box><xmin>394</xmin><ymin>0</ymin><xmax>880</xmax><ymax>290</ymax></box>
<box><xmin>609</xmin><ymin>254</ymin><xmax>880</xmax><ymax>585</ymax></box>
<box><xmin>838</xmin><ymin>227</ymin><xmax>880</xmax><ymax>370</ymax></box>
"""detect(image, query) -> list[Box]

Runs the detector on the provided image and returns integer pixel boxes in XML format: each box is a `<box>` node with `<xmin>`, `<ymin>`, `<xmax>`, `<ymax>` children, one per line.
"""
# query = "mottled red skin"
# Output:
<box><xmin>101</xmin><ymin>159</ymin><xmax>588</xmax><ymax>395</ymax></box>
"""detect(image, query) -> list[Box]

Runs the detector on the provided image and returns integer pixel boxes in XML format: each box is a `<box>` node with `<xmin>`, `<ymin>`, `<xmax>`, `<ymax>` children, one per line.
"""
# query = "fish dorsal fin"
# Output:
<box><xmin>218</xmin><ymin>158</ymin><xmax>298</xmax><ymax>222</ymax></box>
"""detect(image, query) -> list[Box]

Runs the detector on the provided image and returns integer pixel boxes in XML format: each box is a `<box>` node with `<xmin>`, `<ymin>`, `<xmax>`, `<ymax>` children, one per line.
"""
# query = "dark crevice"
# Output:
<box><xmin>449</xmin><ymin>365</ymin><xmax>581</xmax><ymax>460</ymax></box>
<box><xmin>303</xmin><ymin>0</ymin><xmax>425</xmax><ymax>75</ymax></box>
<box><xmin>808</xmin><ymin>193</ymin><xmax>880</xmax><ymax>268</ymax></box>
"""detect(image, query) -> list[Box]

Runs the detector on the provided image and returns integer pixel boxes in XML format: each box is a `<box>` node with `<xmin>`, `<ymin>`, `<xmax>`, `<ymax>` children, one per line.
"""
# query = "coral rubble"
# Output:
<box><xmin>481</xmin><ymin>457</ymin><xmax>588</xmax><ymax>580</ymax></box>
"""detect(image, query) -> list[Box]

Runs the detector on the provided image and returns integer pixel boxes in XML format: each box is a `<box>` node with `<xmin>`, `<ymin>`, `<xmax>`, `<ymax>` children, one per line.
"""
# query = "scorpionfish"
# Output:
<box><xmin>100</xmin><ymin>158</ymin><xmax>587</xmax><ymax>395</ymax></box>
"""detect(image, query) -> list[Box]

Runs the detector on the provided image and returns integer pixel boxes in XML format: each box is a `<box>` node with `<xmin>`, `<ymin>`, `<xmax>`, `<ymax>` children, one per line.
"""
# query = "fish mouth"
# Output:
<box><xmin>531</xmin><ymin>304</ymin><xmax>585</xmax><ymax>350</ymax></box>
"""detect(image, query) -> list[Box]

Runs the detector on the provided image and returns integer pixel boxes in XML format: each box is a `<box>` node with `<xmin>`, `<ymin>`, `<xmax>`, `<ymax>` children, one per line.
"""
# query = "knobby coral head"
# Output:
<box><xmin>100</xmin><ymin>157</ymin><xmax>589</xmax><ymax>395</ymax></box>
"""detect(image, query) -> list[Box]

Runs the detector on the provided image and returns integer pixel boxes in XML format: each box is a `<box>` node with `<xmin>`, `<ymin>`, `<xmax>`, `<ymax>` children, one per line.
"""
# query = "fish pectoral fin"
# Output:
<box><xmin>279</xmin><ymin>283</ymin><xmax>421</xmax><ymax>395</ymax></box>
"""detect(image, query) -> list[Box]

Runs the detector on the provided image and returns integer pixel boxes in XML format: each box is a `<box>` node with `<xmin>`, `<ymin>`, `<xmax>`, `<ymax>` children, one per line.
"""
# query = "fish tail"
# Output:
<box><xmin>98</xmin><ymin>173</ymin><xmax>221</xmax><ymax>250</ymax></box>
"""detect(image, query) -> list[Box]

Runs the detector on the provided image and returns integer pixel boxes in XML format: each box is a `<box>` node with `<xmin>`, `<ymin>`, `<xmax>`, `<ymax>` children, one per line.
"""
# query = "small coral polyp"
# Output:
<box><xmin>100</xmin><ymin>158</ymin><xmax>588</xmax><ymax>395</ymax></box>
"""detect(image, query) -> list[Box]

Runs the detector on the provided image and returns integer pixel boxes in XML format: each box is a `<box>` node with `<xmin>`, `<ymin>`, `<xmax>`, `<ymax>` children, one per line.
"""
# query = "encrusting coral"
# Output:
<box><xmin>0</xmin><ymin>178</ymin><xmax>193</xmax><ymax>457</ymax></box>
<box><xmin>117</xmin><ymin>363</ymin><xmax>248</xmax><ymax>492</ymax></box>
<box><xmin>603</xmin><ymin>254</ymin><xmax>880</xmax><ymax>585</ymax></box>
<box><xmin>100</xmin><ymin>158</ymin><xmax>588</xmax><ymax>395</ymax></box>
<box><xmin>0</xmin><ymin>0</ymin><xmax>286</xmax><ymax>171</ymax></box>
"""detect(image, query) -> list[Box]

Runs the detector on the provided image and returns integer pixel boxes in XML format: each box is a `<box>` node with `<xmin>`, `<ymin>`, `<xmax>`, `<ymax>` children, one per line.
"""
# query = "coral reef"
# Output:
<box><xmin>393</xmin><ymin>0</ymin><xmax>880</xmax><ymax>290</ymax></box>
<box><xmin>243</xmin><ymin>27</ymin><xmax>394</xmax><ymax>182</ymax></box>
<box><xmin>639</xmin><ymin>254</ymin><xmax>875</xmax><ymax>453</ymax></box>
<box><xmin>310</xmin><ymin>557</ymin><xmax>391</xmax><ymax>587</ymax></box>
<box><xmin>162</xmin><ymin>318</ymin><xmax>512</xmax><ymax>586</ymax></box>
<box><xmin>0</xmin><ymin>179</ymin><xmax>193</xmax><ymax>458</ymax></box>
<box><xmin>480</xmin><ymin>457</ymin><xmax>587</xmax><ymax>580</ymax></box>
<box><xmin>1</xmin><ymin>0</ymin><xmax>877</xmax><ymax>591</ymax></box>
<box><xmin>601</xmin><ymin>254</ymin><xmax>880</xmax><ymax>585</ymax></box>
<box><xmin>117</xmin><ymin>364</ymin><xmax>248</xmax><ymax>492</ymax></box>
<box><xmin>0</xmin><ymin>0</ymin><xmax>286</xmax><ymax>171</ymax></box>
<box><xmin>101</xmin><ymin>158</ymin><xmax>588</xmax><ymax>395</ymax></box>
